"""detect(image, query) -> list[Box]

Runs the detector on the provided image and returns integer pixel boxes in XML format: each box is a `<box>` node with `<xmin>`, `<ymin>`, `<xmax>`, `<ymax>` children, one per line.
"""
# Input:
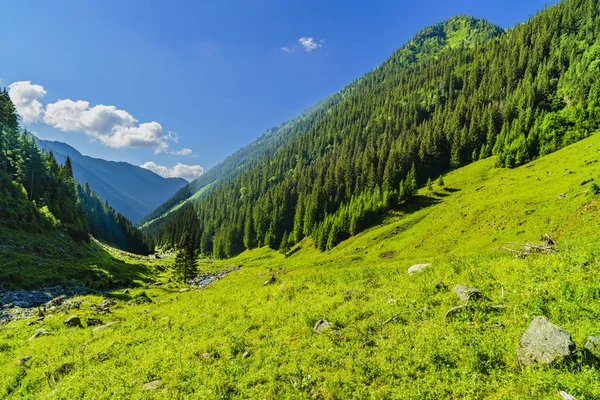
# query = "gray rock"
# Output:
<box><xmin>408</xmin><ymin>263</ymin><xmax>431</xmax><ymax>275</ymax></box>
<box><xmin>242</xmin><ymin>351</ymin><xmax>251</xmax><ymax>358</ymax></box>
<box><xmin>64</xmin><ymin>315</ymin><xmax>82</xmax><ymax>328</ymax></box>
<box><xmin>516</xmin><ymin>316</ymin><xmax>576</xmax><ymax>365</ymax></box>
<box><xmin>360</xmin><ymin>340</ymin><xmax>375</xmax><ymax>349</ymax></box>
<box><xmin>142</xmin><ymin>380</ymin><xmax>161</xmax><ymax>391</ymax></box>
<box><xmin>18</xmin><ymin>356</ymin><xmax>32</xmax><ymax>366</ymax></box>
<box><xmin>93</xmin><ymin>321</ymin><xmax>118</xmax><ymax>333</ymax></box>
<box><xmin>453</xmin><ymin>285</ymin><xmax>482</xmax><ymax>303</ymax></box>
<box><xmin>29</xmin><ymin>328</ymin><xmax>49</xmax><ymax>340</ymax></box>
<box><xmin>87</xmin><ymin>318</ymin><xmax>104</xmax><ymax>327</ymax></box>
<box><xmin>559</xmin><ymin>391</ymin><xmax>577</xmax><ymax>400</ymax></box>
<box><xmin>263</xmin><ymin>275</ymin><xmax>276</xmax><ymax>286</ymax></box>
<box><xmin>313</xmin><ymin>319</ymin><xmax>331</xmax><ymax>333</ymax></box>
<box><xmin>45</xmin><ymin>295</ymin><xmax>66</xmax><ymax>308</ymax></box>
<box><xmin>201</xmin><ymin>353</ymin><xmax>214</xmax><ymax>359</ymax></box>
<box><xmin>584</xmin><ymin>336</ymin><xmax>600</xmax><ymax>357</ymax></box>
<box><xmin>178</xmin><ymin>288</ymin><xmax>190</xmax><ymax>293</ymax></box>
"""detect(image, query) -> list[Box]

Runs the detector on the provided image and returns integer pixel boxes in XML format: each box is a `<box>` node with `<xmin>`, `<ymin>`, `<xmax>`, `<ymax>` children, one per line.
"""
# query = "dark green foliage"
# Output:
<box><xmin>148</xmin><ymin>1</ymin><xmax>600</xmax><ymax>258</ymax></box>
<box><xmin>173</xmin><ymin>232</ymin><xmax>198</xmax><ymax>282</ymax></box>
<box><xmin>438</xmin><ymin>175</ymin><xmax>445</xmax><ymax>187</ymax></box>
<box><xmin>0</xmin><ymin>90</ymin><xmax>152</xmax><ymax>254</ymax></box>
<box><xmin>77</xmin><ymin>184</ymin><xmax>154</xmax><ymax>254</ymax></box>
<box><xmin>427</xmin><ymin>178</ymin><xmax>433</xmax><ymax>192</ymax></box>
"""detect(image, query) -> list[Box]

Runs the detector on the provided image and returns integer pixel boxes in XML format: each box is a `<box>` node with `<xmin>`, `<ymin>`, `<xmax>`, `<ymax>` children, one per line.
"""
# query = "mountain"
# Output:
<box><xmin>140</xmin><ymin>15</ymin><xmax>504</xmax><ymax>232</ymax></box>
<box><xmin>36</xmin><ymin>139</ymin><xmax>187</xmax><ymax>224</ymax></box>
<box><xmin>146</xmin><ymin>0</ymin><xmax>600</xmax><ymax>259</ymax></box>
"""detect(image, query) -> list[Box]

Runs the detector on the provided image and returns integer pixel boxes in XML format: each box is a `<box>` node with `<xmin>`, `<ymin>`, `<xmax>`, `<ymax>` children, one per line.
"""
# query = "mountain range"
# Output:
<box><xmin>35</xmin><ymin>139</ymin><xmax>187</xmax><ymax>224</ymax></box>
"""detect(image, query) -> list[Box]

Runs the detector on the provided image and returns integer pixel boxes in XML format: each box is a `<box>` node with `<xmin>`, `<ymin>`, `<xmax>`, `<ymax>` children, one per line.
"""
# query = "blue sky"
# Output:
<box><xmin>1</xmin><ymin>0</ymin><xmax>553</xmax><ymax>180</ymax></box>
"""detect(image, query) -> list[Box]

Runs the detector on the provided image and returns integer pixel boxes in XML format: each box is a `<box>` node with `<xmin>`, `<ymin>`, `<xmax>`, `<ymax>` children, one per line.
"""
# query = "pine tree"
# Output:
<box><xmin>173</xmin><ymin>232</ymin><xmax>197</xmax><ymax>282</ymax></box>
<box><xmin>427</xmin><ymin>177</ymin><xmax>433</xmax><ymax>192</ymax></box>
<box><xmin>437</xmin><ymin>175</ymin><xmax>445</xmax><ymax>187</ymax></box>
<box><xmin>64</xmin><ymin>156</ymin><xmax>74</xmax><ymax>178</ymax></box>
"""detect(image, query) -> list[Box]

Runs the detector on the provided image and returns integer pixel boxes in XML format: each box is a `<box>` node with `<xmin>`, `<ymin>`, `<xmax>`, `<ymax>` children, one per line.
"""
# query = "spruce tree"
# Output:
<box><xmin>173</xmin><ymin>232</ymin><xmax>197</xmax><ymax>282</ymax></box>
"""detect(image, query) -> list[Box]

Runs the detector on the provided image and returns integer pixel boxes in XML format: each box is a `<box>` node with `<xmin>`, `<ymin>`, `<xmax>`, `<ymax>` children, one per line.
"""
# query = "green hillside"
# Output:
<box><xmin>140</xmin><ymin>15</ymin><xmax>503</xmax><ymax>235</ymax></box>
<box><xmin>2</xmin><ymin>129</ymin><xmax>599</xmax><ymax>399</ymax></box>
<box><xmin>146</xmin><ymin>0</ymin><xmax>600</xmax><ymax>264</ymax></box>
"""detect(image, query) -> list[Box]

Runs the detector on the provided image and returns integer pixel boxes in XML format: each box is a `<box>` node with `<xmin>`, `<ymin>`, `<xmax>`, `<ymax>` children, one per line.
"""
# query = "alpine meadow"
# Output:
<box><xmin>2</xmin><ymin>0</ymin><xmax>600</xmax><ymax>399</ymax></box>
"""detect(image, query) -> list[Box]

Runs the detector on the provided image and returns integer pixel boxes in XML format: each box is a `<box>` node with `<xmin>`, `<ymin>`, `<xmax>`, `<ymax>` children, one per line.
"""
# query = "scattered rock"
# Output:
<box><xmin>29</xmin><ymin>328</ymin><xmax>49</xmax><ymax>340</ymax></box>
<box><xmin>123</xmin><ymin>289</ymin><xmax>130</xmax><ymax>294</ymax></box>
<box><xmin>142</xmin><ymin>380</ymin><xmax>161</xmax><ymax>391</ymax></box>
<box><xmin>360</xmin><ymin>340</ymin><xmax>375</xmax><ymax>349</ymax></box>
<box><xmin>62</xmin><ymin>300</ymin><xmax>81</xmax><ymax>310</ymax></box>
<box><xmin>408</xmin><ymin>263</ymin><xmax>431</xmax><ymax>275</ymax></box>
<box><xmin>516</xmin><ymin>316</ymin><xmax>576</xmax><ymax>365</ymax></box>
<box><xmin>584</xmin><ymin>336</ymin><xmax>600</xmax><ymax>357</ymax></box>
<box><xmin>263</xmin><ymin>275</ymin><xmax>276</xmax><ymax>286</ymax></box>
<box><xmin>87</xmin><ymin>318</ymin><xmax>104</xmax><ymax>327</ymax></box>
<box><xmin>18</xmin><ymin>356</ymin><xmax>32</xmax><ymax>366</ymax></box>
<box><xmin>93</xmin><ymin>321</ymin><xmax>118</xmax><ymax>333</ymax></box>
<box><xmin>178</xmin><ymin>288</ymin><xmax>190</xmax><ymax>293</ymax></box>
<box><xmin>201</xmin><ymin>353</ymin><xmax>214</xmax><ymax>359</ymax></box>
<box><xmin>242</xmin><ymin>351</ymin><xmax>251</xmax><ymax>359</ymax></box>
<box><xmin>45</xmin><ymin>295</ymin><xmax>66</xmax><ymax>308</ymax></box>
<box><xmin>435</xmin><ymin>282</ymin><xmax>447</xmax><ymax>291</ymax></box>
<box><xmin>313</xmin><ymin>319</ymin><xmax>331</xmax><ymax>333</ymax></box>
<box><xmin>379</xmin><ymin>251</ymin><xmax>397</xmax><ymax>259</ymax></box>
<box><xmin>128</xmin><ymin>293</ymin><xmax>152</xmax><ymax>306</ymax></box>
<box><xmin>64</xmin><ymin>315</ymin><xmax>82</xmax><ymax>328</ymax></box>
<box><xmin>559</xmin><ymin>391</ymin><xmax>577</xmax><ymax>400</ymax></box>
<box><xmin>453</xmin><ymin>285</ymin><xmax>482</xmax><ymax>303</ymax></box>
<box><xmin>95</xmin><ymin>299</ymin><xmax>116</xmax><ymax>312</ymax></box>
<box><xmin>387</xmin><ymin>298</ymin><xmax>397</xmax><ymax>304</ymax></box>
<box><xmin>579</xmin><ymin>178</ymin><xmax>593</xmax><ymax>186</ymax></box>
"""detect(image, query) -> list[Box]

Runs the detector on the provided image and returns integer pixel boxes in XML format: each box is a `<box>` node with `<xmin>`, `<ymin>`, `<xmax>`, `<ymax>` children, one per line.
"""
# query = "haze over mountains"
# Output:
<box><xmin>36</xmin><ymin>138</ymin><xmax>187</xmax><ymax>224</ymax></box>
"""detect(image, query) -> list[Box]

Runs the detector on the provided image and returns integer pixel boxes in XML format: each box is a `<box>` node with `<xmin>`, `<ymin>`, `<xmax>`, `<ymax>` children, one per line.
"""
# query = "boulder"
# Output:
<box><xmin>559</xmin><ymin>392</ymin><xmax>577</xmax><ymax>400</ymax></box>
<box><xmin>584</xmin><ymin>336</ymin><xmax>600</xmax><ymax>357</ymax></box>
<box><xmin>408</xmin><ymin>264</ymin><xmax>430</xmax><ymax>275</ymax></box>
<box><xmin>45</xmin><ymin>295</ymin><xmax>66</xmax><ymax>308</ymax></box>
<box><xmin>516</xmin><ymin>316</ymin><xmax>576</xmax><ymax>365</ymax></box>
<box><xmin>313</xmin><ymin>319</ymin><xmax>331</xmax><ymax>333</ymax></box>
<box><xmin>87</xmin><ymin>318</ymin><xmax>104</xmax><ymax>327</ymax></box>
<box><xmin>242</xmin><ymin>351</ymin><xmax>251</xmax><ymax>358</ymax></box>
<box><xmin>453</xmin><ymin>285</ymin><xmax>482</xmax><ymax>303</ymax></box>
<box><xmin>64</xmin><ymin>315</ymin><xmax>82</xmax><ymax>328</ymax></box>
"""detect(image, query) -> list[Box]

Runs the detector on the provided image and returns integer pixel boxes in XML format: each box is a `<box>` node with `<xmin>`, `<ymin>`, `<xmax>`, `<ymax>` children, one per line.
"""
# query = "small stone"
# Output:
<box><xmin>142</xmin><ymin>380</ymin><xmax>161</xmax><ymax>391</ymax></box>
<box><xmin>516</xmin><ymin>316</ymin><xmax>576</xmax><ymax>365</ymax></box>
<box><xmin>559</xmin><ymin>391</ymin><xmax>577</xmax><ymax>400</ymax></box>
<box><xmin>64</xmin><ymin>315</ymin><xmax>82</xmax><ymax>328</ymax></box>
<box><xmin>178</xmin><ymin>288</ymin><xmax>190</xmax><ymax>293</ymax></box>
<box><xmin>87</xmin><ymin>318</ymin><xmax>104</xmax><ymax>327</ymax></box>
<box><xmin>313</xmin><ymin>319</ymin><xmax>331</xmax><ymax>333</ymax></box>
<box><xmin>360</xmin><ymin>340</ymin><xmax>375</xmax><ymax>349</ymax></box>
<box><xmin>579</xmin><ymin>178</ymin><xmax>593</xmax><ymax>186</ymax></box>
<box><xmin>408</xmin><ymin>263</ymin><xmax>431</xmax><ymax>275</ymax></box>
<box><xmin>387</xmin><ymin>298</ymin><xmax>397</xmax><ymax>304</ymax></box>
<box><xmin>29</xmin><ymin>328</ymin><xmax>49</xmax><ymax>340</ymax></box>
<box><xmin>93</xmin><ymin>321</ymin><xmax>118</xmax><ymax>333</ymax></box>
<box><xmin>18</xmin><ymin>356</ymin><xmax>32</xmax><ymax>366</ymax></box>
<box><xmin>45</xmin><ymin>295</ymin><xmax>66</xmax><ymax>308</ymax></box>
<box><xmin>453</xmin><ymin>285</ymin><xmax>482</xmax><ymax>303</ymax></box>
<box><xmin>263</xmin><ymin>275</ymin><xmax>276</xmax><ymax>286</ymax></box>
<box><xmin>201</xmin><ymin>353</ymin><xmax>214</xmax><ymax>359</ymax></box>
<box><xmin>242</xmin><ymin>351</ymin><xmax>251</xmax><ymax>359</ymax></box>
<box><xmin>584</xmin><ymin>336</ymin><xmax>600</xmax><ymax>357</ymax></box>
<box><xmin>123</xmin><ymin>289</ymin><xmax>130</xmax><ymax>294</ymax></box>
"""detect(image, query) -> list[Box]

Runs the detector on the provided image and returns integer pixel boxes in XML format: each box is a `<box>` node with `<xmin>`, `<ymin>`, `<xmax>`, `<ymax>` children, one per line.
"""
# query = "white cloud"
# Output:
<box><xmin>299</xmin><ymin>37</ymin><xmax>322</xmax><ymax>52</ymax></box>
<box><xmin>281</xmin><ymin>46</ymin><xmax>294</xmax><ymax>53</ymax></box>
<box><xmin>8</xmin><ymin>81</ymin><xmax>47</xmax><ymax>123</ymax></box>
<box><xmin>141</xmin><ymin>161</ymin><xmax>204</xmax><ymax>181</ymax></box>
<box><xmin>170</xmin><ymin>148</ymin><xmax>193</xmax><ymax>156</ymax></box>
<box><xmin>43</xmin><ymin>98</ymin><xmax>170</xmax><ymax>153</ymax></box>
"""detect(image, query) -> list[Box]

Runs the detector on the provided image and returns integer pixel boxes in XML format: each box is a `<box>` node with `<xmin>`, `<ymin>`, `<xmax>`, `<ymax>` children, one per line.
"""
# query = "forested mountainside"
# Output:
<box><xmin>36</xmin><ymin>139</ymin><xmax>187</xmax><ymax>224</ymax></box>
<box><xmin>140</xmin><ymin>15</ymin><xmax>502</xmax><ymax>230</ymax></box>
<box><xmin>147</xmin><ymin>0</ymin><xmax>600</xmax><ymax>258</ymax></box>
<box><xmin>0</xmin><ymin>90</ymin><xmax>153</xmax><ymax>255</ymax></box>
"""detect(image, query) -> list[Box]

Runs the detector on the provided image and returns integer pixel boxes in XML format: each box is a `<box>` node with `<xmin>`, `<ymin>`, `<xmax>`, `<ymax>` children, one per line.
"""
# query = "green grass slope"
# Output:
<box><xmin>2</xmin><ymin>134</ymin><xmax>600</xmax><ymax>398</ymax></box>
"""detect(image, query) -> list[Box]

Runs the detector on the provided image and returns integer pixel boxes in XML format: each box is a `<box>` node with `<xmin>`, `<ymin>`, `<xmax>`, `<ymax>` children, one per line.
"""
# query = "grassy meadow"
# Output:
<box><xmin>2</xmin><ymin>133</ymin><xmax>600</xmax><ymax>398</ymax></box>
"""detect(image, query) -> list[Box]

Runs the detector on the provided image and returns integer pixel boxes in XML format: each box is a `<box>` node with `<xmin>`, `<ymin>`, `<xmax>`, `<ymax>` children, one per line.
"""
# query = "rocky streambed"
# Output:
<box><xmin>0</xmin><ymin>266</ymin><xmax>242</xmax><ymax>324</ymax></box>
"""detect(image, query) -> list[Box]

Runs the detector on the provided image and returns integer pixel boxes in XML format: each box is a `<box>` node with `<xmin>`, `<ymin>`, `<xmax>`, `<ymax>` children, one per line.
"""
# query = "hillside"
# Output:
<box><xmin>145</xmin><ymin>0</ymin><xmax>600</xmax><ymax>261</ymax></box>
<box><xmin>2</xmin><ymin>128</ymin><xmax>599</xmax><ymax>398</ymax></box>
<box><xmin>36</xmin><ymin>139</ymin><xmax>187</xmax><ymax>224</ymax></box>
<box><xmin>140</xmin><ymin>15</ymin><xmax>504</xmax><ymax>232</ymax></box>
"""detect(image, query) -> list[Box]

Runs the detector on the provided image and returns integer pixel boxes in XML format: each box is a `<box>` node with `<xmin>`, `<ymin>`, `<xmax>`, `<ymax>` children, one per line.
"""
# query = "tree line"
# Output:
<box><xmin>146</xmin><ymin>0</ymin><xmax>600</xmax><ymax>259</ymax></box>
